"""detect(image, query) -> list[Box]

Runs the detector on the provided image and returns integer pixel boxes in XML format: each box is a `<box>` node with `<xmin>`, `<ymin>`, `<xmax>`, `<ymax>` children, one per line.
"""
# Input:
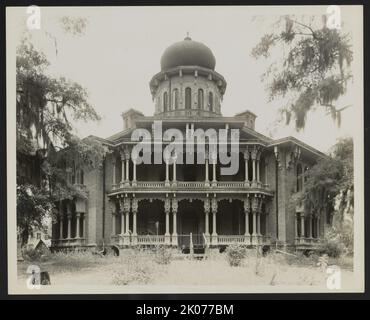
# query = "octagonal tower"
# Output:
<box><xmin>149</xmin><ymin>36</ymin><xmax>227</xmax><ymax>118</ymax></box>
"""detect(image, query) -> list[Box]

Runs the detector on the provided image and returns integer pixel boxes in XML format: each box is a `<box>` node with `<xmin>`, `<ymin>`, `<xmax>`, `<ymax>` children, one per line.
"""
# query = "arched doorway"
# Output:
<box><xmin>178</xmin><ymin>199</ymin><xmax>204</xmax><ymax>248</ymax></box>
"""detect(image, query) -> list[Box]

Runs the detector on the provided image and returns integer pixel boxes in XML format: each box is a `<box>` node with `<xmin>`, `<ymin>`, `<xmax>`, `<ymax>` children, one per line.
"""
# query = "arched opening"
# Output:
<box><xmin>172</xmin><ymin>88</ymin><xmax>179</xmax><ymax>110</ymax></box>
<box><xmin>208</xmin><ymin>92</ymin><xmax>214</xmax><ymax>112</ymax></box>
<box><xmin>198</xmin><ymin>89</ymin><xmax>204</xmax><ymax>109</ymax></box>
<box><xmin>185</xmin><ymin>87</ymin><xmax>192</xmax><ymax>109</ymax></box>
<box><xmin>163</xmin><ymin>91</ymin><xmax>168</xmax><ymax>112</ymax></box>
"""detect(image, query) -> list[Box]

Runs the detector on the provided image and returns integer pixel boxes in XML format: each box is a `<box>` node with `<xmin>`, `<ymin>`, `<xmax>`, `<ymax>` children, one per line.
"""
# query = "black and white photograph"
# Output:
<box><xmin>4</xmin><ymin>4</ymin><xmax>365</xmax><ymax>296</ymax></box>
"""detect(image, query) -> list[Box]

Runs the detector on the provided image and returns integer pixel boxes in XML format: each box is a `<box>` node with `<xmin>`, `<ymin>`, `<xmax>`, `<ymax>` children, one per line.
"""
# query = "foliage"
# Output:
<box><xmin>154</xmin><ymin>245</ymin><xmax>173</xmax><ymax>265</ymax></box>
<box><xmin>225</xmin><ymin>243</ymin><xmax>247</xmax><ymax>267</ymax></box>
<box><xmin>16</xmin><ymin>38</ymin><xmax>107</xmax><ymax>246</ymax></box>
<box><xmin>252</xmin><ymin>16</ymin><xmax>353</xmax><ymax>130</ymax></box>
<box><xmin>318</xmin><ymin>236</ymin><xmax>345</xmax><ymax>258</ymax></box>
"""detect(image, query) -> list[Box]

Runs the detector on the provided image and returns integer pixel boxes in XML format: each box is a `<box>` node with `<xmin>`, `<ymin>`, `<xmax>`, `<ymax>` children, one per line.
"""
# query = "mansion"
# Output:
<box><xmin>52</xmin><ymin>36</ymin><xmax>328</xmax><ymax>252</ymax></box>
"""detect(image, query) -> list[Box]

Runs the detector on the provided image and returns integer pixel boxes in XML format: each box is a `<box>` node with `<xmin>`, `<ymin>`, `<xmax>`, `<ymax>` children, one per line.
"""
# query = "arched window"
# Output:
<box><xmin>297</xmin><ymin>163</ymin><xmax>303</xmax><ymax>192</ymax></box>
<box><xmin>163</xmin><ymin>92</ymin><xmax>168</xmax><ymax>112</ymax></box>
<box><xmin>185</xmin><ymin>87</ymin><xmax>192</xmax><ymax>109</ymax></box>
<box><xmin>172</xmin><ymin>89</ymin><xmax>179</xmax><ymax>110</ymax></box>
<box><xmin>198</xmin><ymin>89</ymin><xmax>204</xmax><ymax>109</ymax></box>
<box><xmin>208</xmin><ymin>92</ymin><xmax>214</xmax><ymax>111</ymax></box>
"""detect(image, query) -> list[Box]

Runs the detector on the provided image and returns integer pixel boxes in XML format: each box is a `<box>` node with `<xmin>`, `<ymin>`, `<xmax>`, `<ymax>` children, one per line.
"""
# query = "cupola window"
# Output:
<box><xmin>163</xmin><ymin>92</ymin><xmax>169</xmax><ymax>112</ymax></box>
<box><xmin>198</xmin><ymin>89</ymin><xmax>204</xmax><ymax>109</ymax></box>
<box><xmin>185</xmin><ymin>87</ymin><xmax>192</xmax><ymax>109</ymax></box>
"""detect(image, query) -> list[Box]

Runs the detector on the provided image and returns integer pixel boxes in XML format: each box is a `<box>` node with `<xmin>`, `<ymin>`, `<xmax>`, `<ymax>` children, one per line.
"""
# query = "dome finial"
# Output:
<box><xmin>184</xmin><ymin>31</ymin><xmax>191</xmax><ymax>40</ymax></box>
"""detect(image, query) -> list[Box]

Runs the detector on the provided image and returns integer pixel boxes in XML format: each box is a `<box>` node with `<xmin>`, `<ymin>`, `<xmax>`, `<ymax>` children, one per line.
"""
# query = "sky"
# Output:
<box><xmin>9</xmin><ymin>5</ymin><xmax>363</xmax><ymax>153</ymax></box>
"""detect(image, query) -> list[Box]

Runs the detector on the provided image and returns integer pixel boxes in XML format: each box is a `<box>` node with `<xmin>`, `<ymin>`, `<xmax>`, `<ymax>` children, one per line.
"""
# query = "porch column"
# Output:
<box><xmin>257</xmin><ymin>212</ymin><xmax>261</xmax><ymax>236</ymax></box>
<box><xmin>67</xmin><ymin>203</ymin><xmax>72</xmax><ymax>239</ymax></box>
<box><xmin>295</xmin><ymin>213</ymin><xmax>298</xmax><ymax>240</ymax></box>
<box><xmin>316</xmin><ymin>216</ymin><xmax>320</xmax><ymax>239</ymax></box>
<box><xmin>204</xmin><ymin>199</ymin><xmax>210</xmax><ymax>240</ymax></box>
<box><xmin>211</xmin><ymin>198</ymin><xmax>218</xmax><ymax>245</ymax></box>
<box><xmin>75</xmin><ymin>212</ymin><xmax>81</xmax><ymax>238</ymax></box>
<box><xmin>125</xmin><ymin>151</ymin><xmax>130</xmax><ymax>185</ymax></box>
<box><xmin>244</xmin><ymin>148</ymin><xmax>249</xmax><ymax>186</ymax></box>
<box><xmin>111</xmin><ymin>212</ymin><xmax>116</xmax><ymax>236</ymax></box>
<box><xmin>244</xmin><ymin>198</ymin><xmax>251</xmax><ymax>244</ymax></box>
<box><xmin>205</xmin><ymin>158</ymin><xmax>209</xmax><ymax>186</ymax></box>
<box><xmin>212</xmin><ymin>152</ymin><xmax>217</xmax><ymax>186</ymax></box>
<box><xmin>251</xmin><ymin>197</ymin><xmax>258</xmax><ymax>244</ymax></box>
<box><xmin>172</xmin><ymin>199</ymin><xmax>178</xmax><ymax>246</ymax></box>
<box><xmin>120</xmin><ymin>210</ymin><xmax>125</xmax><ymax>235</ymax></box>
<box><xmin>131</xmin><ymin>198</ymin><xmax>138</xmax><ymax>245</ymax></box>
<box><xmin>132</xmin><ymin>158</ymin><xmax>137</xmax><ymax>186</ymax></box>
<box><xmin>125</xmin><ymin>207</ymin><xmax>130</xmax><ymax>234</ymax></box>
<box><xmin>112</xmin><ymin>157</ymin><xmax>117</xmax><ymax>188</ymax></box>
<box><xmin>120</xmin><ymin>151</ymin><xmax>125</xmax><ymax>187</ymax></box>
<box><xmin>165</xmin><ymin>198</ymin><xmax>170</xmax><ymax>244</ymax></box>
<box><xmin>300</xmin><ymin>213</ymin><xmax>305</xmax><ymax>241</ymax></box>
<box><xmin>123</xmin><ymin>197</ymin><xmax>131</xmax><ymax>245</ymax></box>
<box><xmin>165</xmin><ymin>159</ymin><xmax>170</xmax><ymax>186</ymax></box>
<box><xmin>59</xmin><ymin>202</ymin><xmax>64</xmax><ymax>240</ymax></box>
<box><xmin>59</xmin><ymin>215</ymin><xmax>64</xmax><ymax>240</ymax></box>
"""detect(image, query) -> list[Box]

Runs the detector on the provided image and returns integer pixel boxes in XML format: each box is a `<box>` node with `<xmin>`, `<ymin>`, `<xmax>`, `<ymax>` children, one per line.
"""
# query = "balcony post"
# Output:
<box><xmin>300</xmin><ymin>213</ymin><xmax>305</xmax><ymax>242</ymax></box>
<box><xmin>132</xmin><ymin>158</ymin><xmax>137</xmax><ymax>186</ymax></box>
<box><xmin>251</xmin><ymin>196</ymin><xmax>258</xmax><ymax>244</ymax></box>
<box><xmin>66</xmin><ymin>203</ymin><xmax>72</xmax><ymax>239</ymax></box>
<box><xmin>316</xmin><ymin>215</ymin><xmax>320</xmax><ymax>239</ymax></box>
<box><xmin>112</xmin><ymin>157</ymin><xmax>117</xmax><ymax>188</ymax></box>
<box><xmin>120</xmin><ymin>150</ymin><xmax>125</xmax><ymax>187</ymax></box>
<box><xmin>244</xmin><ymin>147</ymin><xmax>249</xmax><ymax>187</ymax></box>
<box><xmin>172</xmin><ymin>157</ymin><xmax>177</xmax><ymax>186</ymax></box>
<box><xmin>131</xmin><ymin>198</ymin><xmax>138</xmax><ymax>245</ymax></box>
<box><xmin>211</xmin><ymin>152</ymin><xmax>217</xmax><ymax>187</ymax></box>
<box><xmin>172</xmin><ymin>198</ymin><xmax>178</xmax><ymax>246</ymax></box>
<box><xmin>211</xmin><ymin>197</ymin><xmax>218</xmax><ymax>245</ymax></box>
<box><xmin>204</xmin><ymin>198</ymin><xmax>210</xmax><ymax>242</ymax></box>
<box><xmin>164</xmin><ymin>198</ymin><xmax>171</xmax><ymax>244</ymax></box>
<box><xmin>244</xmin><ymin>198</ymin><xmax>251</xmax><ymax>244</ymax></box>
<box><xmin>165</xmin><ymin>157</ymin><xmax>170</xmax><ymax>187</ymax></box>
<box><xmin>59</xmin><ymin>201</ymin><xmax>64</xmax><ymax>240</ymax></box>
<box><xmin>125</xmin><ymin>149</ymin><xmax>130</xmax><ymax>186</ymax></box>
<box><xmin>76</xmin><ymin>212</ymin><xmax>81</xmax><ymax>238</ymax></box>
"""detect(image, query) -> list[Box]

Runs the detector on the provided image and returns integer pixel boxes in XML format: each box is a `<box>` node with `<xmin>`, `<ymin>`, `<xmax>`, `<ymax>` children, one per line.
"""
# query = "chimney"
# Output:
<box><xmin>121</xmin><ymin>109</ymin><xmax>144</xmax><ymax>130</ymax></box>
<box><xmin>234</xmin><ymin>110</ymin><xmax>257</xmax><ymax>130</ymax></box>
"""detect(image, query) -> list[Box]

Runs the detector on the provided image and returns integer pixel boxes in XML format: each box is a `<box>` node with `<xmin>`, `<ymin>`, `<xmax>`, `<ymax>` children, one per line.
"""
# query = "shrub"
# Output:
<box><xmin>318</xmin><ymin>239</ymin><xmax>344</xmax><ymax>258</ymax></box>
<box><xmin>22</xmin><ymin>247</ymin><xmax>43</xmax><ymax>261</ymax></box>
<box><xmin>154</xmin><ymin>245</ymin><xmax>172</xmax><ymax>265</ymax></box>
<box><xmin>225</xmin><ymin>243</ymin><xmax>247</xmax><ymax>267</ymax></box>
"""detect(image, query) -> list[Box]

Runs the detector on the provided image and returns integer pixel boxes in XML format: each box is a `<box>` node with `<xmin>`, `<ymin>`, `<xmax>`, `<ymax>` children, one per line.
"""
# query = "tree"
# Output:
<box><xmin>299</xmin><ymin>137</ymin><xmax>354</xmax><ymax>253</ymax></box>
<box><xmin>16</xmin><ymin>40</ymin><xmax>107</xmax><ymax>246</ymax></box>
<box><xmin>252</xmin><ymin>16</ymin><xmax>353</xmax><ymax>130</ymax></box>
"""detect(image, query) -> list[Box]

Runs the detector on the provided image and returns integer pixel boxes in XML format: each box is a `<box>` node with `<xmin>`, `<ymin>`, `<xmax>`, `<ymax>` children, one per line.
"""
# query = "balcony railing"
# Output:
<box><xmin>111</xmin><ymin>180</ymin><xmax>271</xmax><ymax>192</ymax></box>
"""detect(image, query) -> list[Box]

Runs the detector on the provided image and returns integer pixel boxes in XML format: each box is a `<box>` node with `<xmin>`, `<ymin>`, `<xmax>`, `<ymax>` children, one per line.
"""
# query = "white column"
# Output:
<box><xmin>252</xmin><ymin>211</ymin><xmax>257</xmax><ymax>236</ymax></box>
<box><xmin>59</xmin><ymin>216</ymin><xmax>64</xmax><ymax>240</ymax></box>
<box><xmin>82</xmin><ymin>214</ymin><xmax>86</xmax><ymax>238</ymax></box>
<box><xmin>76</xmin><ymin>212</ymin><xmax>81</xmax><ymax>238</ymax></box>
<box><xmin>300</xmin><ymin>213</ymin><xmax>305</xmax><ymax>239</ymax></box>
<box><xmin>67</xmin><ymin>203</ymin><xmax>72</xmax><ymax>239</ymax></box>
<box><xmin>120</xmin><ymin>211</ymin><xmax>125</xmax><ymax>235</ymax></box>
<box><xmin>205</xmin><ymin>158</ymin><xmax>209</xmax><ymax>185</ymax></box>
<box><xmin>244</xmin><ymin>199</ymin><xmax>250</xmax><ymax>245</ymax></box>
<box><xmin>165</xmin><ymin>209</ymin><xmax>170</xmax><ymax>236</ymax></box>
<box><xmin>125</xmin><ymin>210</ymin><xmax>130</xmax><ymax>234</ymax></box>
<box><xmin>112</xmin><ymin>158</ymin><xmax>116</xmax><ymax>187</ymax></box>
<box><xmin>125</xmin><ymin>158</ymin><xmax>130</xmax><ymax>184</ymax></box>
<box><xmin>245</xmin><ymin>158</ymin><xmax>249</xmax><ymax>184</ymax></box>
<box><xmin>316</xmin><ymin>216</ymin><xmax>320</xmax><ymax>238</ymax></box>
<box><xmin>212</xmin><ymin>159</ymin><xmax>217</xmax><ymax>185</ymax></box>
<box><xmin>211</xmin><ymin>199</ymin><xmax>218</xmax><ymax>245</ymax></box>
<box><xmin>165</xmin><ymin>160</ymin><xmax>169</xmax><ymax>186</ymax></box>
<box><xmin>111</xmin><ymin>212</ymin><xmax>116</xmax><ymax>236</ymax></box>
<box><xmin>257</xmin><ymin>212</ymin><xmax>261</xmax><ymax>236</ymax></box>
<box><xmin>172</xmin><ymin>199</ymin><xmax>178</xmax><ymax>246</ymax></box>
<box><xmin>295</xmin><ymin>213</ymin><xmax>298</xmax><ymax>239</ymax></box>
<box><xmin>308</xmin><ymin>215</ymin><xmax>313</xmax><ymax>238</ymax></box>
<box><xmin>120</xmin><ymin>155</ymin><xmax>125</xmax><ymax>186</ymax></box>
